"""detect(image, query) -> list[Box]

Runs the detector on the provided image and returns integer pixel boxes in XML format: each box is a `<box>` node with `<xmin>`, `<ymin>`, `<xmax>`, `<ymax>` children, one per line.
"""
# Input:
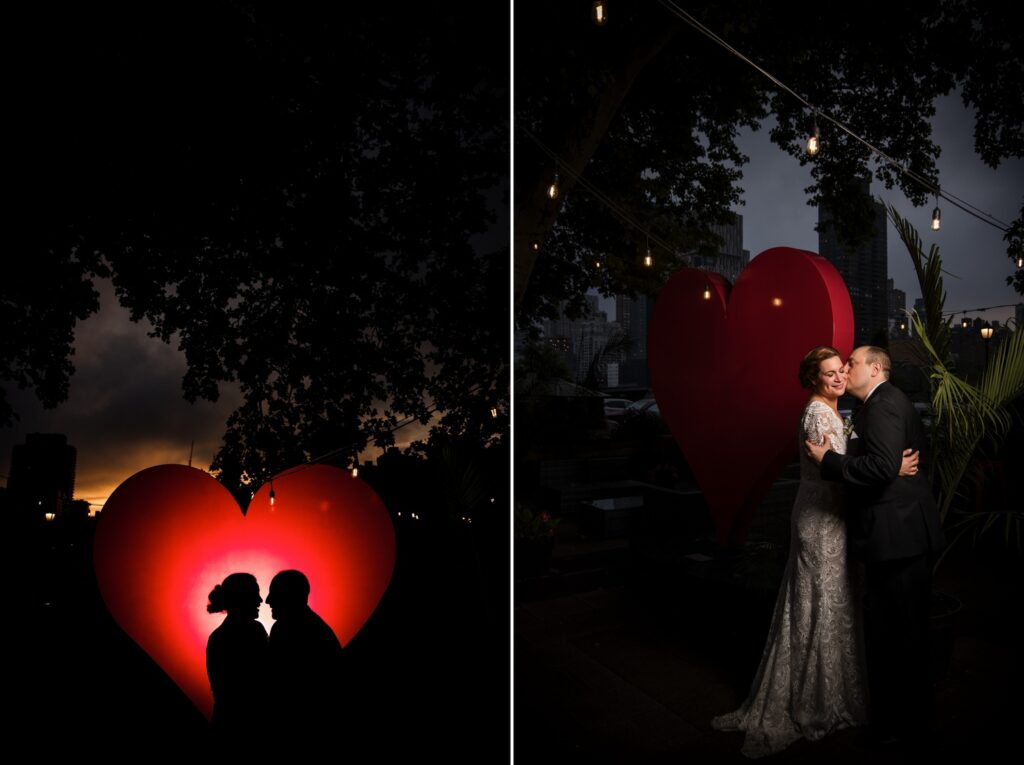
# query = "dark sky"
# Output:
<box><xmin>0</xmin><ymin>281</ymin><xmax>242</xmax><ymax>511</ymax></box>
<box><xmin>734</xmin><ymin>92</ymin><xmax>1023</xmax><ymax>325</ymax></box>
<box><xmin>0</xmin><ymin>282</ymin><xmax>438</xmax><ymax>511</ymax></box>
<box><xmin>0</xmin><ymin>186</ymin><xmax>507</xmax><ymax>511</ymax></box>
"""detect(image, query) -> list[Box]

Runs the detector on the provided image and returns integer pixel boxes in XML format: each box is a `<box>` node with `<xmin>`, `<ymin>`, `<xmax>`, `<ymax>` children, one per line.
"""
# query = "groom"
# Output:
<box><xmin>805</xmin><ymin>345</ymin><xmax>945</xmax><ymax>745</ymax></box>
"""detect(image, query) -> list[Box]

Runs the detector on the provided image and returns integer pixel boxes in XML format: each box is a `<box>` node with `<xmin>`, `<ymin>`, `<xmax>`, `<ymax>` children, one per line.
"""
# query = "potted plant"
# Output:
<box><xmin>888</xmin><ymin>205</ymin><xmax>1024</xmax><ymax>677</ymax></box>
<box><xmin>514</xmin><ymin>502</ymin><xmax>559</xmax><ymax>578</ymax></box>
<box><xmin>889</xmin><ymin>205</ymin><xmax>1024</xmax><ymax>561</ymax></box>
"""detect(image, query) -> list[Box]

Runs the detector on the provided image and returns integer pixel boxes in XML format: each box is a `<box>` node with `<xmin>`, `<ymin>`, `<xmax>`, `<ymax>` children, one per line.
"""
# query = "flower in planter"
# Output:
<box><xmin>514</xmin><ymin>503</ymin><xmax>559</xmax><ymax>540</ymax></box>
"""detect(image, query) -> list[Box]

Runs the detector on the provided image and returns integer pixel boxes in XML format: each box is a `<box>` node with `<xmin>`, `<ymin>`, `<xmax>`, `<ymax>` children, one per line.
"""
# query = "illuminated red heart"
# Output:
<box><xmin>648</xmin><ymin>247</ymin><xmax>853</xmax><ymax>545</ymax></box>
<box><xmin>93</xmin><ymin>464</ymin><xmax>395</xmax><ymax>719</ymax></box>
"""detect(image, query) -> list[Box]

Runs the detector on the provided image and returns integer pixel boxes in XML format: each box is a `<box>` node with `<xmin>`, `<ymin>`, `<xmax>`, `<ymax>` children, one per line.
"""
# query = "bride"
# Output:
<box><xmin>711</xmin><ymin>345</ymin><xmax>919</xmax><ymax>758</ymax></box>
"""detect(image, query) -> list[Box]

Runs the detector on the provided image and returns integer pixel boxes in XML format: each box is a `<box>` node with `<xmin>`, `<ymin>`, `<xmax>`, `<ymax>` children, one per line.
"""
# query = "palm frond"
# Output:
<box><xmin>891</xmin><ymin>205</ymin><xmax>1024</xmax><ymax>556</ymax></box>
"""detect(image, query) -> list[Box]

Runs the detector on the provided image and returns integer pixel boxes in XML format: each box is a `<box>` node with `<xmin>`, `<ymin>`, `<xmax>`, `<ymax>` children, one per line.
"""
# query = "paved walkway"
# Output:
<box><xmin>514</xmin><ymin>536</ymin><xmax>1021</xmax><ymax>761</ymax></box>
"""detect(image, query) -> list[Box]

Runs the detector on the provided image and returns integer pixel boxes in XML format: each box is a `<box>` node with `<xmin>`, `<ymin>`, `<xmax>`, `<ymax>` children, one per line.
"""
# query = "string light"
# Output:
<box><xmin>656</xmin><ymin>0</ymin><xmax>1013</xmax><ymax>236</ymax></box>
<box><xmin>772</xmin><ymin>297</ymin><xmax>783</xmax><ymax>307</ymax></box>
<box><xmin>269</xmin><ymin>479</ymin><xmax>276</xmax><ymax>508</ymax></box>
<box><xmin>531</xmin><ymin>242</ymin><xmax>540</xmax><ymax>252</ymax></box>
<box><xmin>592</xmin><ymin>1</ymin><xmax>607</xmax><ymax>26</ymax></box>
<box><xmin>806</xmin><ymin>115</ymin><xmax>820</xmax><ymax>156</ymax></box>
<box><xmin>962</xmin><ymin>314</ymin><xmax>970</xmax><ymax>329</ymax></box>
<box><xmin>1016</xmin><ymin>255</ymin><xmax>1023</xmax><ymax>268</ymax></box>
<box><xmin>595</xmin><ymin>259</ymin><xmax>602</xmax><ymax>268</ymax></box>
<box><xmin>547</xmin><ymin>172</ymin><xmax>560</xmax><ymax>200</ymax></box>
<box><xmin>931</xmin><ymin>194</ymin><xmax>941</xmax><ymax>231</ymax></box>
<box><xmin>521</xmin><ymin>128</ymin><xmax>720</xmax><ymax>270</ymax></box>
<box><xmin>252</xmin><ymin>380</ymin><xmax>495</xmax><ymax>495</ymax></box>
<box><xmin>703</xmin><ymin>282</ymin><xmax>712</xmax><ymax>300</ymax></box>
<box><xmin>644</xmin><ymin>248</ymin><xmax>653</xmax><ymax>268</ymax></box>
<box><xmin>490</xmin><ymin>407</ymin><xmax>498</xmax><ymax>418</ymax></box>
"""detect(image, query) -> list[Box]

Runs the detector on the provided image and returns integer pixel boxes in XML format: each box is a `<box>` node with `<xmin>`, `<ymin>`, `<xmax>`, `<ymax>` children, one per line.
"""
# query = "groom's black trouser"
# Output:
<box><xmin>864</xmin><ymin>553</ymin><xmax>933</xmax><ymax>737</ymax></box>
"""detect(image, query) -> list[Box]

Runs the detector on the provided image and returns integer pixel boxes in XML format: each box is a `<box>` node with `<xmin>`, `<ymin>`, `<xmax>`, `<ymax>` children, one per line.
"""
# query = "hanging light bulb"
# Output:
<box><xmin>490</xmin><ymin>407</ymin><xmax>498</xmax><ymax>418</ymax></box>
<box><xmin>1017</xmin><ymin>255</ymin><xmax>1023</xmax><ymax>268</ymax></box>
<box><xmin>531</xmin><ymin>242</ymin><xmax>540</xmax><ymax>252</ymax></box>
<box><xmin>962</xmin><ymin>314</ymin><xmax>969</xmax><ymax>329</ymax></box>
<box><xmin>592</xmin><ymin>1</ymin><xmax>607</xmax><ymax>25</ymax></box>
<box><xmin>703</xmin><ymin>282</ymin><xmax>712</xmax><ymax>300</ymax></box>
<box><xmin>269</xmin><ymin>480</ymin><xmax>276</xmax><ymax>508</ymax></box>
<box><xmin>547</xmin><ymin>172</ymin><xmax>560</xmax><ymax>200</ymax></box>
<box><xmin>807</xmin><ymin>116</ymin><xmax>820</xmax><ymax>156</ymax></box>
<box><xmin>931</xmin><ymin>194</ymin><xmax>941</xmax><ymax>231</ymax></box>
<box><xmin>351</xmin><ymin>466</ymin><xmax>359</xmax><ymax>478</ymax></box>
<box><xmin>644</xmin><ymin>247</ymin><xmax>653</xmax><ymax>267</ymax></box>
<box><xmin>595</xmin><ymin>259</ymin><xmax>602</xmax><ymax>269</ymax></box>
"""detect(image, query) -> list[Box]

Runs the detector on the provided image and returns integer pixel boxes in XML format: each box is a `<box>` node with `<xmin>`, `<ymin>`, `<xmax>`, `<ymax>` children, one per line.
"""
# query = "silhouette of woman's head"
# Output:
<box><xmin>266</xmin><ymin>569</ymin><xmax>310</xmax><ymax>620</ymax></box>
<box><xmin>207</xmin><ymin>572</ymin><xmax>262</xmax><ymax>620</ymax></box>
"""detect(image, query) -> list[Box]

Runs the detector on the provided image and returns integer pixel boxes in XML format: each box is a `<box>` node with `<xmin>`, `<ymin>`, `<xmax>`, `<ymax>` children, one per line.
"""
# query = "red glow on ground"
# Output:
<box><xmin>94</xmin><ymin>464</ymin><xmax>395</xmax><ymax>719</ymax></box>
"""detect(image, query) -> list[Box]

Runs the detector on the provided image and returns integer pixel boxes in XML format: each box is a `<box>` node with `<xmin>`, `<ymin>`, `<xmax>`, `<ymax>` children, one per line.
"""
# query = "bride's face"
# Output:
<box><xmin>815</xmin><ymin>355</ymin><xmax>847</xmax><ymax>399</ymax></box>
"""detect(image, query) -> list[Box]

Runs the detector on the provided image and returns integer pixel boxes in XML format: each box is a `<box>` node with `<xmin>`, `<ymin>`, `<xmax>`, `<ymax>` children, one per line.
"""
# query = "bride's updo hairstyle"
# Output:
<box><xmin>798</xmin><ymin>346</ymin><xmax>841</xmax><ymax>390</ymax></box>
<box><xmin>207</xmin><ymin>572</ymin><xmax>259</xmax><ymax>614</ymax></box>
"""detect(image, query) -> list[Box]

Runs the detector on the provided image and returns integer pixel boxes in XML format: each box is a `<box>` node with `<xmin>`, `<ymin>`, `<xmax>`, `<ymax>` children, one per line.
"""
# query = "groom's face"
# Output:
<box><xmin>845</xmin><ymin>348</ymin><xmax>874</xmax><ymax>399</ymax></box>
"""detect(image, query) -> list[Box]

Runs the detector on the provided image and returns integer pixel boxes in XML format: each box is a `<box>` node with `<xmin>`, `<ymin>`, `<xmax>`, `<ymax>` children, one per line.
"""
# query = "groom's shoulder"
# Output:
<box><xmin>877</xmin><ymin>381</ymin><xmax>916</xmax><ymax>413</ymax></box>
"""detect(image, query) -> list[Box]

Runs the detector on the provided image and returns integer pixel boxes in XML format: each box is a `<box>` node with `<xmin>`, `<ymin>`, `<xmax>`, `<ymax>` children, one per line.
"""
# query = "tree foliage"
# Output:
<box><xmin>515</xmin><ymin>0</ymin><xmax>1024</xmax><ymax>321</ymax></box>
<box><xmin>6</xmin><ymin>3</ymin><xmax>508</xmax><ymax>494</ymax></box>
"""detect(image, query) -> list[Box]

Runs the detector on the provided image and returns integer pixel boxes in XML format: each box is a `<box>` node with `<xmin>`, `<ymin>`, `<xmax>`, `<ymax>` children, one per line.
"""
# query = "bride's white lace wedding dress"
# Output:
<box><xmin>711</xmin><ymin>400</ymin><xmax>868</xmax><ymax>758</ymax></box>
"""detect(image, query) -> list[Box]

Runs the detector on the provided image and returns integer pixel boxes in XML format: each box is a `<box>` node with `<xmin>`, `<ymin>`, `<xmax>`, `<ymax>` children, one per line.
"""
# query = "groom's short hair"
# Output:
<box><xmin>862</xmin><ymin>346</ymin><xmax>891</xmax><ymax>379</ymax></box>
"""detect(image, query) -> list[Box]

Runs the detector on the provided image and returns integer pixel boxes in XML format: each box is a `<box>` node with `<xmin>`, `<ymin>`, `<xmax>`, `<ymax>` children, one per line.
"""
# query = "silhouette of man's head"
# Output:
<box><xmin>267</xmin><ymin>569</ymin><xmax>310</xmax><ymax>620</ymax></box>
<box><xmin>207</xmin><ymin>572</ymin><xmax>262</xmax><ymax>620</ymax></box>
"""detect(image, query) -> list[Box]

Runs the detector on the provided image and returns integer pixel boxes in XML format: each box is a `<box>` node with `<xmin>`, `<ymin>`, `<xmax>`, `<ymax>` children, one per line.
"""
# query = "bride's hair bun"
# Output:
<box><xmin>207</xmin><ymin>584</ymin><xmax>228</xmax><ymax>613</ymax></box>
<box><xmin>207</xmin><ymin>572</ymin><xmax>259</xmax><ymax>614</ymax></box>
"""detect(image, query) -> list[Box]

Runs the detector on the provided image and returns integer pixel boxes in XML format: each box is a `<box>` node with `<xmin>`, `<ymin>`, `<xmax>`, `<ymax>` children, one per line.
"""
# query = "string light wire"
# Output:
<box><xmin>522</xmin><ymin>127</ymin><xmax>709</xmax><ymax>265</ymax></box>
<box><xmin>267</xmin><ymin>382</ymin><xmax>494</xmax><ymax>485</ymax></box>
<box><xmin>655</xmin><ymin>0</ymin><xmax>1013</xmax><ymax>233</ymax></box>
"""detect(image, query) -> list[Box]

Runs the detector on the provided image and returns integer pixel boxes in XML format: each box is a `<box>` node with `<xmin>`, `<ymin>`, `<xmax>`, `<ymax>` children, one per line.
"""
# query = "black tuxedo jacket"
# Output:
<box><xmin>822</xmin><ymin>381</ymin><xmax>946</xmax><ymax>562</ymax></box>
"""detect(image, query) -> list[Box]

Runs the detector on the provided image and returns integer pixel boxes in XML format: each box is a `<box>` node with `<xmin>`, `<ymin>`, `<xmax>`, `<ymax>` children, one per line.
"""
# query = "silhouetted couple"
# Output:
<box><xmin>206</xmin><ymin>570</ymin><xmax>344</xmax><ymax>746</ymax></box>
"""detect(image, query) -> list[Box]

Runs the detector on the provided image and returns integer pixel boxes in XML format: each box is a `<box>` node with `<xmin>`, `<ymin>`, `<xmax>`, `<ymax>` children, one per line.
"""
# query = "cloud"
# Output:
<box><xmin>1</xmin><ymin>279</ymin><xmax>241</xmax><ymax>509</ymax></box>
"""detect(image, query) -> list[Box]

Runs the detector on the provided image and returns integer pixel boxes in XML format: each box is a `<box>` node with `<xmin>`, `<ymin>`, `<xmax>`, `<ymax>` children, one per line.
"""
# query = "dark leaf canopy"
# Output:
<box><xmin>7</xmin><ymin>3</ymin><xmax>509</xmax><ymax>491</ymax></box>
<box><xmin>515</xmin><ymin>1</ymin><xmax>1022</xmax><ymax>319</ymax></box>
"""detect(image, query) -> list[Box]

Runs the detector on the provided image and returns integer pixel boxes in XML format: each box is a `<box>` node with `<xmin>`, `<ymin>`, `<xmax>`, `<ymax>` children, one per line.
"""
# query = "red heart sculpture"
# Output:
<box><xmin>93</xmin><ymin>464</ymin><xmax>395</xmax><ymax>719</ymax></box>
<box><xmin>648</xmin><ymin>247</ymin><xmax>853</xmax><ymax>546</ymax></box>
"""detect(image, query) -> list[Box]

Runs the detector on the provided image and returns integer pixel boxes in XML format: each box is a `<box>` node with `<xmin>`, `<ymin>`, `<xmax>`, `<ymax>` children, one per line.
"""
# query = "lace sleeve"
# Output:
<box><xmin>802</xmin><ymin>403</ymin><xmax>840</xmax><ymax>448</ymax></box>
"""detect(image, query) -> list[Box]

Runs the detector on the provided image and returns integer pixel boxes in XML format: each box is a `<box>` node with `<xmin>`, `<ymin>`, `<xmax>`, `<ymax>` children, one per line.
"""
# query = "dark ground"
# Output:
<box><xmin>514</xmin><ymin>500</ymin><xmax>1023</xmax><ymax>762</ymax></box>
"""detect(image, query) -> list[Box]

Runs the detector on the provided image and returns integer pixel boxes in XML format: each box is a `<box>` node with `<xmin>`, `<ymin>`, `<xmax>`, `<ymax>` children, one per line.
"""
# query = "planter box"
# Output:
<box><xmin>580</xmin><ymin>495</ymin><xmax>643</xmax><ymax>539</ymax></box>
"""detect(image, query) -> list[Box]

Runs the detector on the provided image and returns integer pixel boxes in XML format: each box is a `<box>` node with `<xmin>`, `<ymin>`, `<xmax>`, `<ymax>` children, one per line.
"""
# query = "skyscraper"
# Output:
<box><xmin>819</xmin><ymin>190</ymin><xmax>888</xmax><ymax>346</ymax></box>
<box><xmin>888</xmin><ymin>277</ymin><xmax>907</xmax><ymax>335</ymax></box>
<box><xmin>688</xmin><ymin>213</ymin><xmax>749</xmax><ymax>284</ymax></box>
<box><xmin>7</xmin><ymin>433</ymin><xmax>77</xmax><ymax>518</ymax></box>
<box><xmin>614</xmin><ymin>293</ymin><xmax>653</xmax><ymax>387</ymax></box>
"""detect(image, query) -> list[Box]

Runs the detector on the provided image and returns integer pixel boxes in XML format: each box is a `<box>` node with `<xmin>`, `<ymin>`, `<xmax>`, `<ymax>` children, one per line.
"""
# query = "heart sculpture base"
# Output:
<box><xmin>648</xmin><ymin>247</ymin><xmax>853</xmax><ymax>546</ymax></box>
<box><xmin>93</xmin><ymin>464</ymin><xmax>395</xmax><ymax>719</ymax></box>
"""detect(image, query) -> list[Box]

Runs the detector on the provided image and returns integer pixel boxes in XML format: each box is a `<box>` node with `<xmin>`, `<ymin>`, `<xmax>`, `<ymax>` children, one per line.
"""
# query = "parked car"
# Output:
<box><xmin>602</xmin><ymin>398</ymin><xmax>634</xmax><ymax>430</ymax></box>
<box><xmin>625</xmin><ymin>398</ymin><xmax>660</xmax><ymax>416</ymax></box>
